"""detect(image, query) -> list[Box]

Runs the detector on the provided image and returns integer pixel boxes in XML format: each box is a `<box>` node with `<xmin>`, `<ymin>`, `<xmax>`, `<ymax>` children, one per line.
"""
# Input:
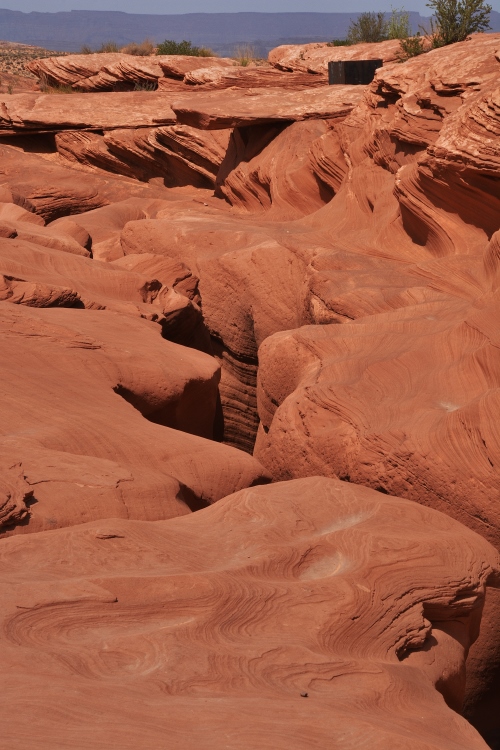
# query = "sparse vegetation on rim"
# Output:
<box><xmin>80</xmin><ymin>39</ymin><xmax>157</xmax><ymax>56</ymax></box>
<box><xmin>155</xmin><ymin>39</ymin><xmax>215</xmax><ymax>57</ymax></box>
<box><xmin>233</xmin><ymin>44</ymin><xmax>257</xmax><ymax>66</ymax></box>
<box><xmin>0</xmin><ymin>42</ymin><xmax>67</xmax><ymax>79</ymax></box>
<box><xmin>330</xmin><ymin>0</ymin><xmax>490</xmax><ymax>56</ymax></box>
<box><xmin>38</xmin><ymin>73</ymin><xmax>75</xmax><ymax>94</ymax></box>
<box><xmin>121</xmin><ymin>39</ymin><xmax>156</xmax><ymax>56</ymax></box>
<box><xmin>334</xmin><ymin>8</ymin><xmax>413</xmax><ymax>45</ymax></box>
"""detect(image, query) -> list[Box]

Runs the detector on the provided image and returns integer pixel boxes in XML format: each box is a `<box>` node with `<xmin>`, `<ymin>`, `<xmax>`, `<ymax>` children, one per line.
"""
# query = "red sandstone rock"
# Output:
<box><xmin>111</xmin><ymin>253</ymin><xmax>201</xmax><ymax>305</ymax></box>
<box><xmin>0</xmin><ymin>143</ymin><xmax>109</xmax><ymax>219</ymax></box>
<box><xmin>0</xmin><ymin>477</ymin><xmax>497</xmax><ymax>748</ymax></box>
<box><xmin>0</xmin><ymin>301</ymin><xmax>268</xmax><ymax>535</ymax></box>
<box><xmin>269</xmin><ymin>38</ymin><xmax>402</xmax><ymax>73</ymax></box>
<box><xmin>216</xmin><ymin>119</ymin><xmax>344</xmax><ymax>218</ymax></box>
<box><xmin>173</xmin><ymin>84</ymin><xmax>365</xmax><ymax>129</ymax></box>
<box><xmin>0</xmin><ymin>33</ymin><xmax>498</xmax><ymax>747</ymax></box>
<box><xmin>53</xmin><ymin>124</ymin><xmax>232</xmax><ymax>188</ymax></box>
<box><xmin>0</xmin><ymin>91</ymin><xmax>176</xmax><ymax>133</ymax></box>
<box><xmin>53</xmin><ymin>129</ymin><xmax>160</xmax><ymax>181</ymax></box>
<box><xmin>0</xmin><ymin>220</ymin><xmax>90</xmax><ymax>256</ymax></box>
<box><xmin>26</xmin><ymin>53</ymin><xmax>130</xmax><ymax>88</ymax></box>
<box><xmin>26</xmin><ymin>53</ymin><xmax>236</xmax><ymax>92</ymax></box>
<box><xmin>157</xmin><ymin>54</ymin><xmax>236</xmax><ymax>79</ymax></box>
<box><xmin>1</xmin><ymin>245</ymin><xmax>196</xmax><ymax>343</ymax></box>
<box><xmin>152</xmin><ymin>124</ymin><xmax>232</xmax><ymax>185</ymax></box>
<box><xmin>183</xmin><ymin>65</ymin><xmax>328</xmax><ymax>89</ymax></box>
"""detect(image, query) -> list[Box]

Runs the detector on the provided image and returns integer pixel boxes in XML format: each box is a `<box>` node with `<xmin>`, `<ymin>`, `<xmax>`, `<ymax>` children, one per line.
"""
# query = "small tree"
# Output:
<box><xmin>347</xmin><ymin>12</ymin><xmax>389</xmax><ymax>43</ymax></box>
<box><xmin>427</xmin><ymin>0</ymin><xmax>492</xmax><ymax>46</ymax></box>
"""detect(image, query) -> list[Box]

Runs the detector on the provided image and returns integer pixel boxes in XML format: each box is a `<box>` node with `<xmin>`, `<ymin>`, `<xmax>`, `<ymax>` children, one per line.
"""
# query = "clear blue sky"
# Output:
<box><xmin>5</xmin><ymin>1</ymin><xmax>500</xmax><ymax>14</ymax></box>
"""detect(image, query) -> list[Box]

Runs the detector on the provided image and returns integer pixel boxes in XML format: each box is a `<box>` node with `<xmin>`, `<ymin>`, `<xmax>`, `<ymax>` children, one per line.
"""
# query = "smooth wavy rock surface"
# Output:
<box><xmin>252</xmin><ymin>33</ymin><xmax>500</xmax><ymax>548</ymax></box>
<box><xmin>0</xmin><ymin>35</ymin><xmax>499</xmax><ymax>746</ymax></box>
<box><xmin>0</xmin><ymin>300</ymin><xmax>268</xmax><ymax>535</ymax></box>
<box><xmin>269</xmin><ymin>38</ymin><xmax>401</xmax><ymax>73</ymax></box>
<box><xmin>173</xmin><ymin>84</ymin><xmax>365</xmax><ymax>129</ymax></box>
<box><xmin>216</xmin><ymin>119</ymin><xmax>342</xmax><ymax>217</ymax></box>
<box><xmin>0</xmin><ymin>477</ymin><xmax>498</xmax><ymax>749</ymax></box>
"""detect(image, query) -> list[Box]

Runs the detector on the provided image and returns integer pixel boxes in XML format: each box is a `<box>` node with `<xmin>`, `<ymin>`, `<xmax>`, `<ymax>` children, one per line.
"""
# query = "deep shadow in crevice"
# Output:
<box><xmin>177</xmin><ymin>483</ymin><xmax>210</xmax><ymax>513</ymax></box>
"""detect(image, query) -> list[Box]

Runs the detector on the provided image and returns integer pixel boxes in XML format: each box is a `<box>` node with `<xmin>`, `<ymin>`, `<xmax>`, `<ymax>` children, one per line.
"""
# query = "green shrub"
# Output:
<box><xmin>327</xmin><ymin>39</ymin><xmax>352</xmax><ymax>46</ymax></box>
<box><xmin>388</xmin><ymin>7</ymin><xmax>412</xmax><ymax>38</ymax></box>
<box><xmin>398</xmin><ymin>32</ymin><xmax>428</xmax><ymax>58</ymax></box>
<box><xmin>156</xmin><ymin>39</ymin><xmax>214</xmax><ymax>57</ymax></box>
<box><xmin>426</xmin><ymin>0</ymin><xmax>492</xmax><ymax>46</ymax></box>
<box><xmin>347</xmin><ymin>12</ymin><xmax>389</xmax><ymax>43</ymax></box>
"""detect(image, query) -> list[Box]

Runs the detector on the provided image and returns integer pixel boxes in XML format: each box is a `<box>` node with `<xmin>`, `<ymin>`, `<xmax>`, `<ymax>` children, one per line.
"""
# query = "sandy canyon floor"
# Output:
<box><xmin>0</xmin><ymin>35</ymin><xmax>499</xmax><ymax>749</ymax></box>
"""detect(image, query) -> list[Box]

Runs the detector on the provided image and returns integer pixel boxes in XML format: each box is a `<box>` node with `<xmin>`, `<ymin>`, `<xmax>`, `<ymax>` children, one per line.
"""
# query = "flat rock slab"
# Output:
<box><xmin>183</xmin><ymin>66</ymin><xmax>328</xmax><ymax>89</ymax></box>
<box><xmin>173</xmin><ymin>85</ymin><xmax>365</xmax><ymax>129</ymax></box>
<box><xmin>0</xmin><ymin>91</ymin><xmax>177</xmax><ymax>133</ymax></box>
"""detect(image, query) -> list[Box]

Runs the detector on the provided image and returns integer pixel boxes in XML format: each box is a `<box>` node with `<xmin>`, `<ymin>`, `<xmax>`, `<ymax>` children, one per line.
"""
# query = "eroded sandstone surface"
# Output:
<box><xmin>1</xmin><ymin>477</ymin><xmax>499</xmax><ymax>749</ymax></box>
<box><xmin>0</xmin><ymin>34</ymin><xmax>499</xmax><ymax>748</ymax></box>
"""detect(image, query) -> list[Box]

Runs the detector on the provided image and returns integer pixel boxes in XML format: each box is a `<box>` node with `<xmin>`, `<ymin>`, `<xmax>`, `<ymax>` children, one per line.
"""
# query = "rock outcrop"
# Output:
<box><xmin>0</xmin><ymin>91</ymin><xmax>176</xmax><ymax>134</ymax></box>
<box><xmin>0</xmin><ymin>301</ymin><xmax>268</xmax><ymax>535</ymax></box>
<box><xmin>54</xmin><ymin>124</ymin><xmax>231</xmax><ymax>188</ymax></box>
<box><xmin>26</xmin><ymin>53</ymin><xmax>236</xmax><ymax>92</ymax></box>
<box><xmin>269</xmin><ymin>38</ymin><xmax>402</xmax><ymax>73</ymax></box>
<box><xmin>173</xmin><ymin>84</ymin><xmax>364</xmax><ymax>129</ymax></box>
<box><xmin>26</xmin><ymin>53</ymin><xmax>327</xmax><ymax>94</ymax></box>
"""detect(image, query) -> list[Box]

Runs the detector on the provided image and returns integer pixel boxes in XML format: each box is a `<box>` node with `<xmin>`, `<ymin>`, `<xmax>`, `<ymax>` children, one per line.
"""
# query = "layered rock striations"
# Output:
<box><xmin>0</xmin><ymin>477</ymin><xmax>498</xmax><ymax>749</ymax></box>
<box><xmin>26</xmin><ymin>52</ymin><xmax>328</xmax><ymax>93</ymax></box>
<box><xmin>0</xmin><ymin>35</ymin><xmax>499</xmax><ymax>748</ymax></box>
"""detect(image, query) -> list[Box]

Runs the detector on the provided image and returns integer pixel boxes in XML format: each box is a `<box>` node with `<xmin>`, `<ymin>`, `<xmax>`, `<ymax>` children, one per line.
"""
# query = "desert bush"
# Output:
<box><xmin>156</xmin><ymin>39</ymin><xmax>214</xmax><ymax>57</ymax></box>
<box><xmin>97</xmin><ymin>41</ymin><xmax>120</xmax><ymax>53</ymax></box>
<box><xmin>398</xmin><ymin>31</ymin><xmax>429</xmax><ymax>58</ymax></box>
<box><xmin>347</xmin><ymin>12</ymin><xmax>389</xmax><ymax>43</ymax></box>
<box><xmin>426</xmin><ymin>0</ymin><xmax>491</xmax><ymax>46</ymax></box>
<box><xmin>233</xmin><ymin>44</ymin><xmax>256</xmax><ymax>66</ymax></box>
<box><xmin>121</xmin><ymin>39</ymin><xmax>155</xmax><ymax>56</ymax></box>
<box><xmin>133</xmin><ymin>81</ymin><xmax>158</xmax><ymax>91</ymax></box>
<box><xmin>388</xmin><ymin>7</ymin><xmax>412</xmax><ymax>38</ymax></box>
<box><xmin>80</xmin><ymin>44</ymin><xmax>93</xmax><ymax>55</ymax></box>
<box><xmin>39</xmin><ymin>74</ymin><xmax>74</xmax><ymax>94</ymax></box>
<box><xmin>327</xmin><ymin>39</ymin><xmax>352</xmax><ymax>46</ymax></box>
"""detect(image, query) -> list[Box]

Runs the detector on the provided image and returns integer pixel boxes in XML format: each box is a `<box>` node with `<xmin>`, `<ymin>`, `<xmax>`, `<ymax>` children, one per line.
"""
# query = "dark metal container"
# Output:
<box><xmin>328</xmin><ymin>59</ymin><xmax>383</xmax><ymax>85</ymax></box>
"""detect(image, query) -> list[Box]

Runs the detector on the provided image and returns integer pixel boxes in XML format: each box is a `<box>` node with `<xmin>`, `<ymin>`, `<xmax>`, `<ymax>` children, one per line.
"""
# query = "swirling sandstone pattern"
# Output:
<box><xmin>0</xmin><ymin>35</ymin><xmax>499</xmax><ymax>747</ymax></box>
<box><xmin>0</xmin><ymin>477</ymin><xmax>498</xmax><ymax>749</ymax></box>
